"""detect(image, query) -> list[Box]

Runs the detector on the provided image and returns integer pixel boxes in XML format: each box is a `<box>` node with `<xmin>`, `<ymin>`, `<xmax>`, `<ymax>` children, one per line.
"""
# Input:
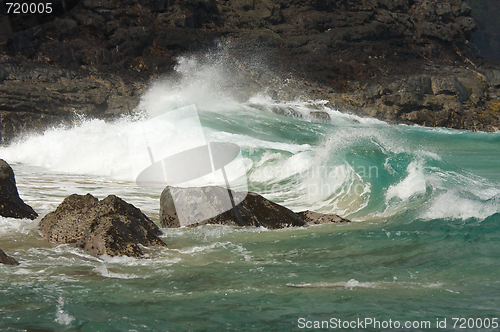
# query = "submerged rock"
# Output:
<box><xmin>160</xmin><ymin>186</ymin><xmax>350</xmax><ymax>229</ymax></box>
<box><xmin>310</xmin><ymin>111</ymin><xmax>331</xmax><ymax>124</ymax></box>
<box><xmin>0</xmin><ymin>159</ymin><xmax>38</xmax><ymax>220</ymax></box>
<box><xmin>297</xmin><ymin>210</ymin><xmax>350</xmax><ymax>225</ymax></box>
<box><xmin>0</xmin><ymin>248</ymin><xmax>20</xmax><ymax>265</ymax></box>
<box><xmin>271</xmin><ymin>106</ymin><xmax>303</xmax><ymax>119</ymax></box>
<box><xmin>39</xmin><ymin>194</ymin><xmax>166</xmax><ymax>257</ymax></box>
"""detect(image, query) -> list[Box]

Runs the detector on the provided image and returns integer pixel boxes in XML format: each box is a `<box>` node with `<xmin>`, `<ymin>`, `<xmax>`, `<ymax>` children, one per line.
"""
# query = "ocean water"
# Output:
<box><xmin>1</xmin><ymin>51</ymin><xmax>500</xmax><ymax>331</ymax></box>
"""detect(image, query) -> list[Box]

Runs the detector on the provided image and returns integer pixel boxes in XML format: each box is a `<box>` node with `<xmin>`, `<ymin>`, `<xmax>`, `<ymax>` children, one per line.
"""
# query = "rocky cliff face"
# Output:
<box><xmin>468</xmin><ymin>0</ymin><xmax>500</xmax><ymax>62</ymax></box>
<box><xmin>2</xmin><ymin>0</ymin><xmax>479</xmax><ymax>83</ymax></box>
<box><xmin>0</xmin><ymin>0</ymin><xmax>499</xmax><ymax>140</ymax></box>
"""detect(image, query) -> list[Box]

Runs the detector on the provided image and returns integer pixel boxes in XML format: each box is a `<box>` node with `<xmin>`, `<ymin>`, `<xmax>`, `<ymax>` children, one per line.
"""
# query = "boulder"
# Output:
<box><xmin>0</xmin><ymin>248</ymin><xmax>19</xmax><ymax>265</ymax></box>
<box><xmin>297</xmin><ymin>210</ymin><xmax>351</xmax><ymax>225</ymax></box>
<box><xmin>39</xmin><ymin>194</ymin><xmax>166</xmax><ymax>257</ymax></box>
<box><xmin>160</xmin><ymin>186</ymin><xmax>306</xmax><ymax>229</ymax></box>
<box><xmin>0</xmin><ymin>159</ymin><xmax>38</xmax><ymax>220</ymax></box>
<box><xmin>160</xmin><ymin>186</ymin><xmax>351</xmax><ymax>229</ymax></box>
<box><xmin>486</xmin><ymin>70</ymin><xmax>500</xmax><ymax>87</ymax></box>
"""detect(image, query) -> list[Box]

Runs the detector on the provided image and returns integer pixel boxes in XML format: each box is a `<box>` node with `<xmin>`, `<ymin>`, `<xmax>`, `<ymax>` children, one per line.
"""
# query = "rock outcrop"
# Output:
<box><xmin>1</xmin><ymin>0</ymin><xmax>499</xmax><ymax>139</ymax></box>
<box><xmin>0</xmin><ymin>63</ymin><xmax>147</xmax><ymax>144</ymax></box>
<box><xmin>327</xmin><ymin>67</ymin><xmax>500</xmax><ymax>131</ymax></box>
<box><xmin>39</xmin><ymin>194</ymin><xmax>166</xmax><ymax>257</ymax></box>
<box><xmin>160</xmin><ymin>186</ymin><xmax>350</xmax><ymax>229</ymax></box>
<box><xmin>0</xmin><ymin>248</ymin><xmax>20</xmax><ymax>265</ymax></box>
<box><xmin>0</xmin><ymin>159</ymin><xmax>38</xmax><ymax>220</ymax></box>
<box><xmin>160</xmin><ymin>186</ymin><xmax>306</xmax><ymax>229</ymax></box>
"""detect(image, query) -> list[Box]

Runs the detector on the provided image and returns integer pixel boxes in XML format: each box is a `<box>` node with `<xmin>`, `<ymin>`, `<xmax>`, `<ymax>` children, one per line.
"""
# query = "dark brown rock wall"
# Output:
<box><xmin>0</xmin><ymin>0</ymin><xmax>498</xmax><ymax>138</ymax></box>
<box><xmin>468</xmin><ymin>0</ymin><xmax>500</xmax><ymax>62</ymax></box>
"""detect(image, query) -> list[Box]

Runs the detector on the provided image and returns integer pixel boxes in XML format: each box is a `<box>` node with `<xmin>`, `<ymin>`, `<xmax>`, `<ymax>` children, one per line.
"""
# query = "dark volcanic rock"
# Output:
<box><xmin>160</xmin><ymin>186</ymin><xmax>306</xmax><ymax>229</ymax></box>
<box><xmin>39</xmin><ymin>194</ymin><xmax>166</xmax><ymax>257</ymax></box>
<box><xmin>0</xmin><ymin>69</ymin><xmax>146</xmax><ymax>144</ymax></box>
<box><xmin>0</xmin><ymin>248</ymin><xmax>20</xmax><ymax>265</ymax></box>
<box><xmin>329</xmin><ymin>67</ymin><xmax>500</xmax><ymax>131</ymax></box>
<box><xmin>0</xmin><ymin>159</ymin><xmax>37</xmax><ymax>220</ymax></box>
<box><xmin>0</xmin><ymin>0</ymin><xmax>499</xmax><ymax>137</ymax></box>
<box><xmin>297</xmin><ymin>210</ymin><xmax>350</xmax><ymax>225</ymax></box>
<box><xmin>160</xmin><ymin>186</ymin><xmax>351</xmax><ymax>229</ymax></box>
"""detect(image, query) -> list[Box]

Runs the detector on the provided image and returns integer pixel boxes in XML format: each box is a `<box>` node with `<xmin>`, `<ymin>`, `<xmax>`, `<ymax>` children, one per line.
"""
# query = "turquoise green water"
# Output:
<box><xmin>1</xmin><ymin>77</ymin><xmax>500</xmax><ymax>331</ymax></box>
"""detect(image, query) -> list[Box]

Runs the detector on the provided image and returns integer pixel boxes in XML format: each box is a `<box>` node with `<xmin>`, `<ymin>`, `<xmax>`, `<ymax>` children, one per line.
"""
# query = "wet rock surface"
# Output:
<box><xmin>160</xmin><ymin>186</ymin><xmax>350</xmax><ymax>229</ymax></box>
<box><xmin>160</xmin><ymin>186</ymin><xmax>306</xmax><ymax>229</ymax></box>
<box><xmin>0</xmin><ymin>159</ymin><xmax>38</xmax><ymax>220</ymax></box>
<box><xmin>0</xmin><ymin>0</ymin><xmax>499</xmax><ymax>138</ymax></box>
<box><xmin>297</xmin><ymin>210</ymin><xmax>351</xmax><ymax>225</ymax></box>
<box><xmin>38</xmin><ymin>194</ymin><xmax>166</xmax><ymax>257</ymax></box>
<box><xmin>0</xmin><ymin>248</ymin><xmax>20</xmax><ymax>265</ymax></box>
<box><xmin>0</xmin><ymin>62</ymin><xmax>147</xmax><ymax>144</ymax></box>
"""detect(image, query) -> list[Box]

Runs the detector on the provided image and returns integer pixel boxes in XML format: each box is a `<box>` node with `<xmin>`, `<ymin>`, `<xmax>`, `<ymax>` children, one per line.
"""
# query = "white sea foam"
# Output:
<box><xmin>0</xmin><ymin>118</ymin><xmax>138</xmax><ymax>180</ymax></box>
<box><xmin>386</xmin><ymin>160</ymin><xmax>427</xmax><ymax>202</ymax></box>
<box><xmin>421</xmin><ymin>191</ymin><xmax>500</xmax><ymax>220</ymax></box>
<box><xmin>288</xmin><ymin>279</ymin><xmax>456</xmax><ymax>292</ymax></box>
<box><xmin>0</xmin><ymin>216</ymin><xmax>37</xmax><ymax>236</ymax></box>
<box><xmin>55</xmin><ymin>296</ymin><xmax>75</xmax><ymax>326</ymax></box>
<box><xmin>167</xmin><ymin>242</ymin><xmax>230</xmax><ymax>255</ymax></box>
<box><xmin>287</xmin><ymin>279</ymin><xmax>377</xmax><ymax>289</ymax></box>
<box><xmin>93</xmin><ymin>265</ymin><xmax>139</xmax><ymax>279</ymax></box>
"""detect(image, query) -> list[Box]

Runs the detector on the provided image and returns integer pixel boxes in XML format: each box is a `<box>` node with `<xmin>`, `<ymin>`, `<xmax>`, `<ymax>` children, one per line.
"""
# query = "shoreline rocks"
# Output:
<box><xmin>0</xmin><ymin>159</ymin><xmax>38</xmax><ymax>220</ymax></box>
<box><xmin>324</xmin><ymin>67</ymin><xmax>500</xmax><ymax>131</ymax></box>
<box><xmin>160</xmin><ymin>186</ymin><xmax>350</xmax><ymax>229</ymax></box>
<box><xmin>39</xmin><ymin>194</ymin><xmax>166</xmax><ymax>257</ymax></box>
<box><xmin>0</xmin><ymin>0</ymin><xmax>499</xmax><ymax>141</ymax></box>
<box><xmin>0</xmin><ymin>68</ymin><xmax>147</xmax><ymax>144</ymax></box>
<box><xmin>0</xmin><ymin>248</ymin><xmax>20</xmax><ymax>265</ymax></box>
